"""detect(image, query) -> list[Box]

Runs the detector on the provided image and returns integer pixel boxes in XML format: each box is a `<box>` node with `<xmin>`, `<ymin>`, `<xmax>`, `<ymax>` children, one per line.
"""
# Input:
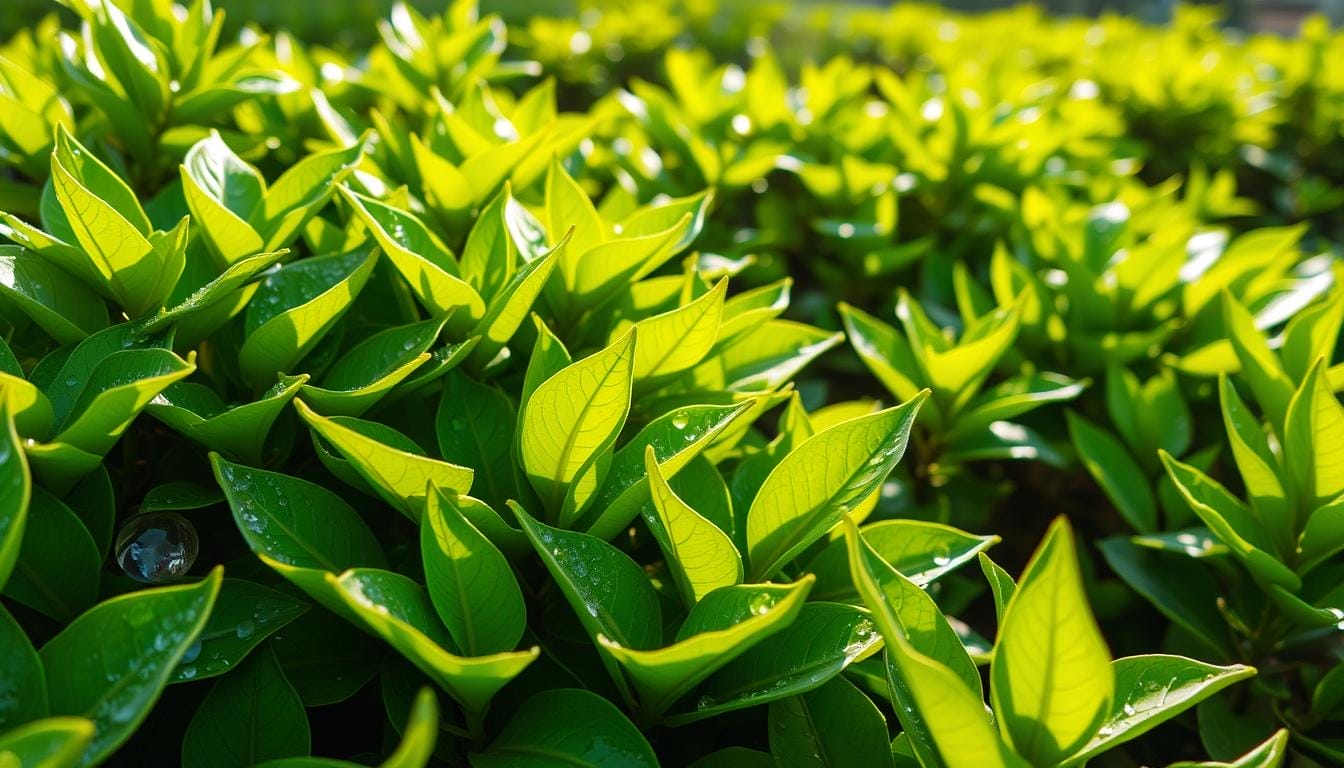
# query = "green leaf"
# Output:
<box><xmin>1167</xmin><ymin>729</ymin><xmax>1289</xmax><ymax>768</ymax></box>
<box><xmin>0</xmin><ymin>407</ymin><xmax>29</xmax><ymax>593</ymax></box>
<box><xmin>1223</xmin><ymin>294</ymin><xmax>1293</xmax><ymax>430</ymax></box>
<box><xmin>949</xmin><ymin>372</ymin><xmax>1086</xmax><ymax>442</ymax></box>
<box><xmin>1063</xmin><ymin>655</ymin><xmax>1255</xmax><ymax>766</ymax></box>
<box><xmin>629</xmin><ymin>278</ymin><xmax>726</xmax><ymax>384</ymax></box>
<box><xmin>340</xmin><ymin>187</ymin><xmax>484</xmax><ymax>328</ymax></box>
<box><xmin>467</xmin><ymin>233</ymin><xmax>565</xmax><ymax>369</ymax></box>
<box><xmin>519</xmin><ymin>329</ymin><xmax>635</xmax><ymax>516</ymax></box>
<box><xmin>1218</xmin><ymin>376</ymin><xmax>1292</xmax><ymax>555</ymax></box>
<box><xmin>582</xmin><ymin>400</ymin><xmax>751</xmax><ymax>541</ymax></box>
<box><xmin>435</xmin><ymin>371</ymin><xmax>517</xmax><ymax>509</ymax></box>
<box><xmin>325</xmin><ymin>568</ymin><xmax>538</xmax><ymax>721</ymax></box>
<box><xmin>667</xmin><ymin>602</ymin><xmax>882</xmax><ymax>726</ymax></box>
<box><xmin>844</xmin><ymin>519</ymin><xmax>982</xmax><ymax>696</ymax></box>
<box><xmin>807</xmin><ymin>517</ymin><xmax>996</xmax><ymax>600</ymax></box>
<box><xmin>1066</xmin><ymin>412</ymin><xmax>1157</xmax><ymax>533</ymax></box>
<box><xmin>421</xmin><ymin>487</ymin><xmax>526</xmax><ymax>656</ymax></box>
<box><xmin>642</xmin><ymin>446</ymin><xmax>742</xmax><ymax>605</ymax></box>
<box><xmin>180</xmin><ymin>132</ymin><xmax>266</xmax><ymax>266</ymax></box>
<box><xmin>471</xmin><ymin>688</ymin><xmax>656</xmax><ymax>768</ymax></box>
<box><xmin>716</xmin><ymin>279</ymin><xmax>791</xmax><ymax>347</ymax></box>
<box><xmin>1098</xmin><ymin>537</ymin><xmax>1230</xmax><ymax>658</ymax></box>
<box><xmin>170</xmin><ymin>578</ymin><xmax>309</xmax><ymax>684</ymax></box>
<box><xmin>688</xmin><ymin>320</ymin><xmax>841</xmax><ymax>395</ymax></box>
<box><xmin>85</xmin><ymin>3</ymin><xmax>169</xmax><ymax>119</ymax></box>
<box><xmin>1281</xmin><ymin>293</ymin><xmax>1344</xmax><ymax>382</ymax></box>
<box><xmin>147</xmin><ymin>374</ymin><xmax>307</xmax><ymax>463</ymax></box>
<box><xmin>520</xmin><ymin>314</ymin><xmax>572</xmax><ymax>403</ymax></box>
<box><xmin>181</xmin><ymin>131</ymin><xmax>265</xmax><ymax>217</ymax></box>
<box><xmin>49</xmin><ymin>125</ymin><xmax>149</xmax><ymax>235</ymax></box>
<box><xmin>844</xmin><ymin>519</ymin><xmax>1016</xmax><ymax>768</ymax></box>
<box><xmin>181</xmin><ymin>646</ymin><xmax>310</xmax><ymax>768</ymax></box>
<box><xmin>50</xmin><ymin>152</ymin><xmax>178</xmax><ymax>317</ymax></box>
<box><xmin>768</xmin><ymin>676</ymin><xmax>895</xmax><ymax>768</ymax></box>
<box><xmin>979</xmin><ymin>552</ymin><xmax>1017</xmax><ymax>625</ymax></box>
<box><xmin>747</xmin><ymin>392</ymin><xmax>927</xmax><ymax>580</ymax></box>
<box><xmin>459</xmin><ymin>185</ymin><xmax>519</xmax><ymax>300</ymax></box>
<box><xmin>0</xmin><ymin>716</ymin><xmax>94</xmax><ymax>768</ymax></box>
<box><xmin>239</xmin><ymin>249</ymin><xmax>379</xmax><ymax>388</ymax></box>
<box><xmin>298</xmin><ymin>317</ymin><xmax>445</xmax><ymax>417</ymax></box>
<box><xmin>52</xmin><ymin>348</ymin><xmax>195</xmax><ymax>458</ymax></box>
<box><xmin>545</xmin><ymin>157</ymin><xmax>605</xmax><ymax>258</ymax></box>
<box><xmin>1283</xmin><ymin>359</ymin><xmax>1344</xmax><ymax>511</ymax></box>
<box><xmin>0</xmin><ymin>368</ymin><xmax>53</xmax><ymax>440</ymax></box>
<box><xmin>926</xmin><ymin>303</ymin><xmax>1021</xmax><ymax>410</ymax></box>
<box><xmin>0</xmin><ymin>246</ymin><xmax>108</xmax><ymax>344</ymax></box>
<box><xmin>39</xmin><ymin>568</ymin><xmax>222</xmax><ymax>767</ymax></box>
<box><xmin>270</xmin><ymin>609</ymin><xmax>381</xmax><ymax>707</ymax></box>
<box><xmin>516</xmin><ymin>506</ymin><xmax>660</xmax><ymax>688</ymax></box>
<box><xmin>252</xmin><ymin>139</ymin><xmax>365</xmax><ymax>251</ymax></box>
<box><xmin>944</xmin><ymin>420</ymin><xmax>1066</xmax><ymax>467</ymax></box>
<box><xmin>1160</xmin><ymin>452</ymin><xmax>1299</xmax><ymax>591</ymax></box>
<box><xmin>380</xmin><ymin>688</ymin><xmax>439</xmax><ymax>768</ymax></box>
<box><xmin>297</xmin><ymin>400</ymin><xmax>473</xmax><ymax>520</ymax></box>
<box><xmin>146</xmin><ymin>250</ymin><xmax>287</xmax><ymax>337</ymax></box>
<box><xmin>212</xmin><ymin>453</ymin><xmax>386</xmax><ymax>589</ymax></box>
<box><xmin>599</xmin><ymin>579</ymin><xmax>813</xmax><ymax>722</ymax></box>
<box><xmin>567</xmin><ymin>218</ymin><xmax>693</xmax><ymax>317</ymax></box>
<box><xmin>840</xmin><ymin>302</ymin><xmax>926</xmax><ymax>406</ymax></box>
<box><xmin>991</xmin><ymin>518</ymin><xmax>1113</xmax><ymax>767</ymax></box>
<box><xmin>1134</xmin><ymin>371</ymin><xmax>1193</xmax><ymax>458</ymax></box>
<box><xmin>4</xmin><ymin>488</ymin><xmax>100</xmax><ymax>623</ymax></box>
<box><xmin>1300</xmin><ymin>493</ymin><xmax>1344</xmax><ymax>573</ymax></box>
<box><xmin>0</xmin><ymin>602</ymin><xmax>45</xmax><ymax>729</ymax></box>
<box><xmin>140</xmin><ymin>481</ymin><xmax>223</xmax><ymax>514</ymax></box>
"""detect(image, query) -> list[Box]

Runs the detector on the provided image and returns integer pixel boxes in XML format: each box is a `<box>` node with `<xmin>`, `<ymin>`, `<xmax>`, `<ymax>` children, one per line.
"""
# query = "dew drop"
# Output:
<box><xmin>695</xmin><ymin>695</ymin><xmax>715</xmax><ymax>711</ymax></box>
<box><xmin>671</xmin><ymin>413</ymin><xmax>690</xmax><ymax>430</ymax></box>
<box><xmin>180</xmin><ymin>666</ymin><xmax>197</xmax><ymax>679</ymax></box>
<box><xmin>115</xmin><ymin>512</ymin><xmax>199</xmax><ymax>584</ymax></box>
<box><xmin>1122</xmin><ymin>703</ymin><xmax>1136</xmax><ymax>716</ymax></box>
<box><xmin>748</xmin><ymin>593</ymin><xmax>775</xmax><ymax>615</ymax></box>
<box><xmin>236</xmin><ymin>620</ymin><xmax>256</xmax><ymax>639</ymax></box>
<box><xmin>402</xmin><ymin>339</ymin><xmax>417</xmax><ymax>351</ymax></box>
<box><xmin>932</xmin><ymin>546</ymin><xmax>952</xmax><ymax>567</ymax></box>
<box><xmin>182</xmin><ymin>639</ymin><xmax>203</xmax><ymax>664</ymax></box>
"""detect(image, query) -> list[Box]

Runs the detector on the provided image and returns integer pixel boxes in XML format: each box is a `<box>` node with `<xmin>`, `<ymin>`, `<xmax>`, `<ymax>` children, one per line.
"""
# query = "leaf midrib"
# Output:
<box><xmin>545</xmin><ymin>350</ymin><xmax>629</xmax><ymax>502</ymax></box>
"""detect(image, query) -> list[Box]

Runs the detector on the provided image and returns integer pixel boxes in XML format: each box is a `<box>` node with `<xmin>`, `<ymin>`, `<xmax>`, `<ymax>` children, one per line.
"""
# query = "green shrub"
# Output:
<box><xmin>0</xmin><ymin>0</ymin><xmax>1340</xmax><ymax>766</ymax></box>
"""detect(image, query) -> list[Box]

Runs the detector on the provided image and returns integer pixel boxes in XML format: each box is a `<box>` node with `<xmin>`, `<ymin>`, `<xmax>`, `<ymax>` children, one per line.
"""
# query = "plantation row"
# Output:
<box><xmin>0</xmin><ymin>0</ymin><xmax>1340</xmax><ymax>766</ymax></box>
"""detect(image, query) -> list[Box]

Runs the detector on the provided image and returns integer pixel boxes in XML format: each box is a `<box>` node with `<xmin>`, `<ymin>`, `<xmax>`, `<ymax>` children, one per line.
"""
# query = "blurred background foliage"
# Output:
<box><xmin>3</xmin><ymin>0</ymin><xmax>1341</xmax><ymax>50</ymax></box>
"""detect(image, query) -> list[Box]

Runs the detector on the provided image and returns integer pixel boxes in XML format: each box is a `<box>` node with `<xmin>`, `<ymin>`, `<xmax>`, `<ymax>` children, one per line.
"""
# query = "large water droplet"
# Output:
<box><xmin>182</xmin><ymin>639</ymin><xmax>203</xmax><ymax>664</ymax></box>
<box><xmin>236</xmin><ymin>621</ymin><xmax>256</xmax><ymax>639</ymax></box>
<box><xmin>671</xmin><ymin>413</ymin><xmax>690</xmax><ymax>430</ymax></box>
<box><xmin>115</xmin><ymin>512</ymin><xmax>199</xmax><ymax>584</ymax></box>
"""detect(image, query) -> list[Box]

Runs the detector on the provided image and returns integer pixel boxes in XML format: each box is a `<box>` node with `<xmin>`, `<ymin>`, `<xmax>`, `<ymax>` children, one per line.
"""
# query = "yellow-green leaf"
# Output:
<box><xmin>991</xmin><ymin>517</ymin><xmax>1113</xmax><ymax>766</ymax></box>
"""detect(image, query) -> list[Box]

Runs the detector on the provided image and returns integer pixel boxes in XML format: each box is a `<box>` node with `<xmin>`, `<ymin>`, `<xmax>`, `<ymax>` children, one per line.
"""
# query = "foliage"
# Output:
<box><xmin>0</xmin><ymin>0</ymin><xmax>1341</xmax><ymax>766</ymax></box>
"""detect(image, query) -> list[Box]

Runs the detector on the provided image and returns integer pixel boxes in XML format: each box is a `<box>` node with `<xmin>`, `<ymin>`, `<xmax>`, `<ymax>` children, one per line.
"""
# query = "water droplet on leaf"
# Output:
<box><xmin>748</xmin><ymin>593</ymin><xmax>774</xmax><ymax>615</ymax></box>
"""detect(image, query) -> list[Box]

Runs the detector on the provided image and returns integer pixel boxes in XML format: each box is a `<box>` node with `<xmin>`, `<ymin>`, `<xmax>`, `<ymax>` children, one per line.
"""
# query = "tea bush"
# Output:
<box><xmin>0</xmin><ymin>0</ymin><xmax>1340</xmax><ymax>766</ymax></box>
